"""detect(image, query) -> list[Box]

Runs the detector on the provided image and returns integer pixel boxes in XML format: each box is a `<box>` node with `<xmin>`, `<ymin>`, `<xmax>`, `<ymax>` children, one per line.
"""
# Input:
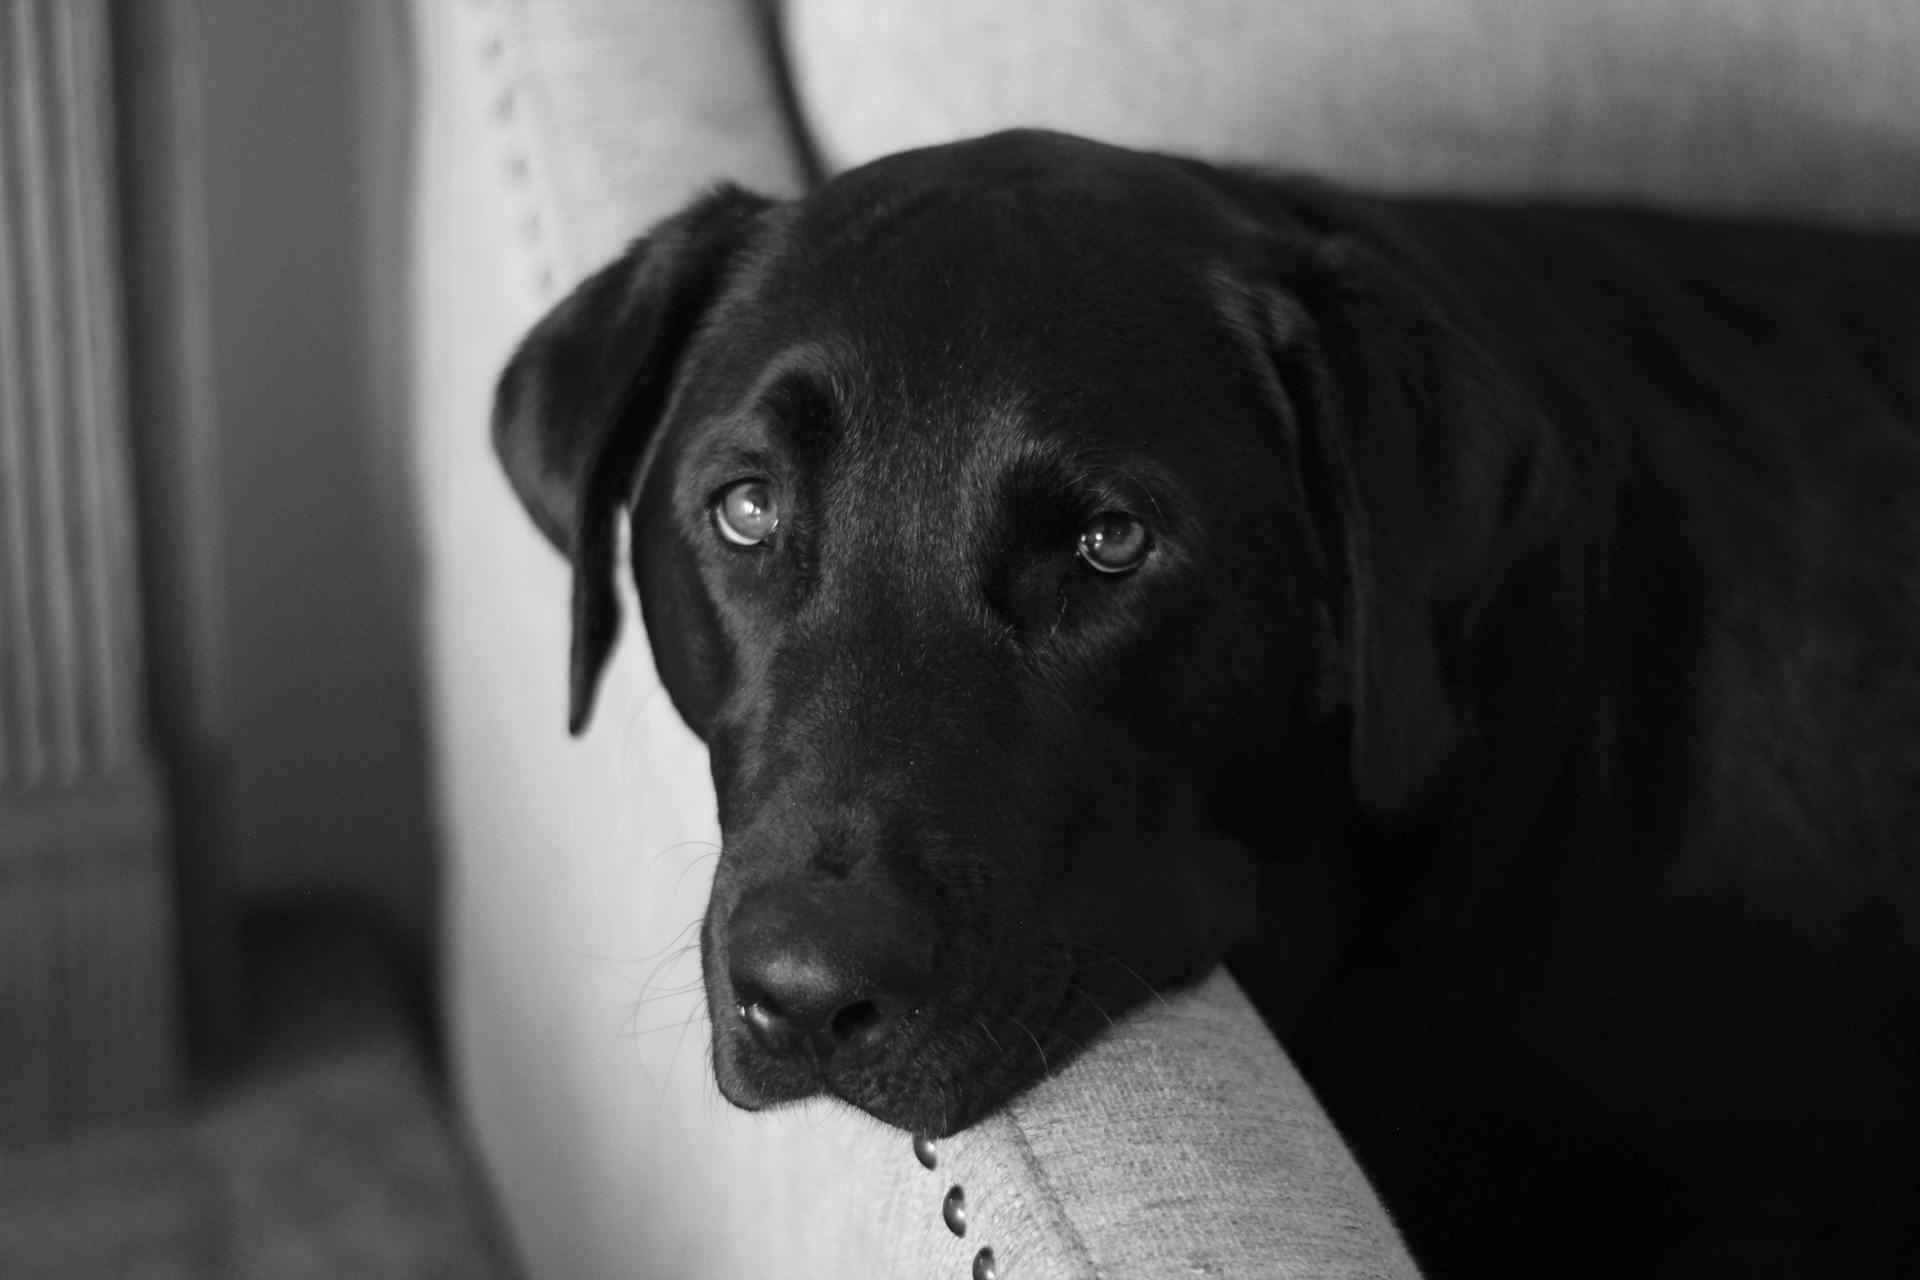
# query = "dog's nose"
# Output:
<box><xmin>726</xmin><ymin>882</ymin><xmax>932</xmax><ymax>1062</ymax></box>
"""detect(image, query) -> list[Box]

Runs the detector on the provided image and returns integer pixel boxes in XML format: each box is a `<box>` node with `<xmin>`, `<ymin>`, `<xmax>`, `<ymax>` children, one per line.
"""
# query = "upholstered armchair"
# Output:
<box><xmin>406</xmin><ymin>3</ymin><xmax>1918</xmax><ymax>1275</ymax></box>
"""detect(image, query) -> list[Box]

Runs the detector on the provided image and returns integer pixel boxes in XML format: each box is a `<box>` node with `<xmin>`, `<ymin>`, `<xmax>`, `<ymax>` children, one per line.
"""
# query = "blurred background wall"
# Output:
<box><xmin>190</xmin><ymin>0</ymin><xmax>430</xmax><ymax>957</ymax></box>
<box><xmin>2</xmin><ymin>0</ymin><xmax>434</xmax><ymax>1136</ymax></box>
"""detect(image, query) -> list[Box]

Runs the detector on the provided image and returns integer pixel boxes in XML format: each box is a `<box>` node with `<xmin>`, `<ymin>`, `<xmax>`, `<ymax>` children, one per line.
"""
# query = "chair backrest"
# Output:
<box><xmin>786</xmin><ymin>0</ymin><xmax>1920</xmax><ymax>228</ymax></box>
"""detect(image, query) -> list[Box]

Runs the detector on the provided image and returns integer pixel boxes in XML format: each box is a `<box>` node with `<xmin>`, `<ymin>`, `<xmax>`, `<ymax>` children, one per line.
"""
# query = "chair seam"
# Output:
<box><xmin>997</xmin><ymin>1109</ymin><xmax>1104</xmax><ymax>1279</ymax></box>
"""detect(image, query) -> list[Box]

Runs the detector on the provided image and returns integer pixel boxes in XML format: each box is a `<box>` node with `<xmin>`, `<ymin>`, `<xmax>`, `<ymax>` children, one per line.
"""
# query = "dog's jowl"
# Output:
<box><xmin>494</xmin><ymin>130</ymin><xmax>1920</xmax><ymax>1277</ymax></box>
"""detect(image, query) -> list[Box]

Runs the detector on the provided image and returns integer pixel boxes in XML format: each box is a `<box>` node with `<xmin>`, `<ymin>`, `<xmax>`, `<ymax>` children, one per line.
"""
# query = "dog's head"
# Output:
<box><xmin>494</xmin><ymin>131</ymin><xmax>1561</xmax><ymax>1134</ymax></box>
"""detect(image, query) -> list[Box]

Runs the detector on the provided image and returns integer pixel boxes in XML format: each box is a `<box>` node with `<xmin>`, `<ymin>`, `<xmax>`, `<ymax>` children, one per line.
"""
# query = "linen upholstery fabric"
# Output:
<box><xmin>785</xmin><ymin>0</ymin><xmax>1920</xmax><ymax>227</ymax></box>
<box><xmin>937</xmin><ymin>972</ymin><xmax>1418</xmax><ymax>1279</ymax></box>
<box><xmin>412</xmin><ymin>1</ymin><xmax>1418</xmax><ymax>1276</ymax></box>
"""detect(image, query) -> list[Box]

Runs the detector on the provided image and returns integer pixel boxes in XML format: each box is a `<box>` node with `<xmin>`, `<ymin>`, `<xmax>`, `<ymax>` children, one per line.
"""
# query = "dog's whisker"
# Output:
<box><xmin>623</xmin><ymin>981</ymin><xmax>706</xmax><ymax>1009</ymax></box>
<box><xmin>625</xmin><ymin>990</ymin><xmax>705</xmax><ymax>1016</ymax></box>
<box><xmin>619</xmin><ymin>1019</ymin><xmax>704</xmax><ymax>1040</ymax></box>
<box><xmin>671</xmin><ymin>848</ymin><xmax>723</xmax><ymax>894</ymax></box>
<box><xmin>619</xmin><ymin>996</ymin><xmax>713</xmax><ymax>1040</ymax></box>
<box><xmin>636</xmin><ymin>943</ymin><xmax>705</xmax><ymax>1009</ymax></box>
<box><xmin>647</xmin><ymin>838</ymin><xmax>724</xmax><ymax>866</ymax></box>
<box><xmin>636</xmin><ymin>933</ymin><xmax>701</xmax><ymax>977</ymax></box>
<box><xmin>1066</xmin><ymin>983</ymin><xmax>1120</xmax><ymax>1030</ymax></box>
<box><xmin>1005</xmin><ymin>1014</ymin><xmax>1053</xmax><ymax>1078</ymax></box>
<box><xmin>659</xmin><ymin>998</ymin><xmax>710</xmax><ymax>1100</ymax></box>
<box><xmin>1068</xmin><ymin>942</ymin><xmax>1170</xmax><ymax>1007</ymax></box>
<box><xmin>971</xmin><ymin>1014</ymin><xmax>1005</xmax><ymax>1055</ymax></box>
<box><xmin>586</xmin><ymin>916</ymin><xmax>704</xmax><ymax>969</ymax></box>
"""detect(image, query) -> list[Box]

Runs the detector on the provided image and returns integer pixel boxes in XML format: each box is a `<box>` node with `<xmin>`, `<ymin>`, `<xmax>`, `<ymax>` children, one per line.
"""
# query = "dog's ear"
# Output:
<box><xmin>493</xmin><ymin>185</ymin><xmax>772</xmax><ymax>734</ymax></box>
<box><xmin>1260</xmin><ymin>229</ymin><xmax>1566</xmax><ymax>828</ymax></box>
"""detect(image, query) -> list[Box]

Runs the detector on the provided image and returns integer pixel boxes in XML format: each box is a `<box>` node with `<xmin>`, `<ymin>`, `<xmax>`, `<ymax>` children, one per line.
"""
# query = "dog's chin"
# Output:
<box><xmin>708</xmin><ymin>975</ymin><xmax>1114</xmax><ymax>1137</ymax></box>
<box><xmin>710</xmin><ymin>1033</ymin><xmax>966</xmax><ymax>1136</ymax></box>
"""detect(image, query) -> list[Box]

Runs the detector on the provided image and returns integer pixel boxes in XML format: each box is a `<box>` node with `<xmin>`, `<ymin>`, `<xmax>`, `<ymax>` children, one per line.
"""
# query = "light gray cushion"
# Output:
<box><xmin>785</xmin><ymin>0</ymin><xmax>1920</xmax><ymax>226</ymax></box>
<box><xmin>930</xmin><ymin>970</ymin><xmax>1420</xmax><ymax>1278</ymax></box>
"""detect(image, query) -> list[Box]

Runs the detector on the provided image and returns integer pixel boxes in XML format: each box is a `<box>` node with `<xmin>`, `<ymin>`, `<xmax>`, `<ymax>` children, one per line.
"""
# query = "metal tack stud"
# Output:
<box><xmin>942</xmin><ymin>1184</ymin><xmax>968</xmax><ymax>1236</ymax></box>
<box><xmin>913</xmin><ymin>1133</ymin><xmax>937</xmax><ymax>1170</ymax></box>
<box><xmin>972</xmin><ymin>1245</ymin><xmax>999</xmax><ymax>1280</ymax></box>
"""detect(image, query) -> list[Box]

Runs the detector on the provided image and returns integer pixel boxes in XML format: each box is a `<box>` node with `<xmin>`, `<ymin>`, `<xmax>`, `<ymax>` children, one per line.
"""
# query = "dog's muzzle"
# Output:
<box><xmin>725</xmin><ymin>880</ymin><xmax>935</xmax><ymax>1066</ymax></box>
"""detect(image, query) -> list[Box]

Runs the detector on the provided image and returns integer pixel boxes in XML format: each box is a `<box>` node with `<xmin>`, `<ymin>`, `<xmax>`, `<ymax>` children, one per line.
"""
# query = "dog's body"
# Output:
<box><xmin>494</xmin><ymin>131</ymin><xmax>1920</xmax><ymax>1277</ymax></box>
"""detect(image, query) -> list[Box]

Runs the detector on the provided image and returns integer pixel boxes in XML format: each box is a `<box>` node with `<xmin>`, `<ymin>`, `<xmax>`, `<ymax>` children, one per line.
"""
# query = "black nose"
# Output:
<box><xmin>725</xmin><ymin>881</ymin><xmax>933</xmax><ymax>1062</ymax></box>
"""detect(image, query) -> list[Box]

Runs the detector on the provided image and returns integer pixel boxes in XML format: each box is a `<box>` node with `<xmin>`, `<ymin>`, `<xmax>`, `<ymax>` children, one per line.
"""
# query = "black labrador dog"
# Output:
<box><xmin>493</xmin><ymin>130</ymin><xmax>1920</xmax><ymax>1277</ymax></box>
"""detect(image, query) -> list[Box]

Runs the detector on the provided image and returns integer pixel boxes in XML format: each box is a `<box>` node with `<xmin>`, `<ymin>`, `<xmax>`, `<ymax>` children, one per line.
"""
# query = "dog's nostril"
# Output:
<box><xmin>828</xmin><ymin>999</ymin><xmax>886</xmax><ymax>1046</ymax></box>
<box><xmin>736</xmin><ymin>990</ymin><xmax>908</xmax><ymax>1062</ymax></box>
<box><xmin>738</xmin><ymin>997</ymin><xmax>781</xmax><ymax>1032</ymax></box>
<box><xmin>737</xmin><ymin>997</ymin><xmax>809</xmax><ymax>1057</ymax></box>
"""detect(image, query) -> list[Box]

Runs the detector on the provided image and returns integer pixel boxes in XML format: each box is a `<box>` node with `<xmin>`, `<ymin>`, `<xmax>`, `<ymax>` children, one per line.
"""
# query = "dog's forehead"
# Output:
<box><xmin>770</xmin><ymin>131</ymin><xmax>1247</xmax><ymax>313</ymax></box>
<box><xmin>697</xmin><ymin>133</ymin><xmax>1269</xmax><ymax>466</ymax></box>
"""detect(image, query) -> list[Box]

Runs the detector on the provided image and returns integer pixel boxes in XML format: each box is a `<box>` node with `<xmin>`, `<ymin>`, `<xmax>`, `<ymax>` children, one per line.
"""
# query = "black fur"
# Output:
<box><xmin>495</xmin><ymin>130</ymin><xmax>1920</xmax><ymax>1278</ymax></box>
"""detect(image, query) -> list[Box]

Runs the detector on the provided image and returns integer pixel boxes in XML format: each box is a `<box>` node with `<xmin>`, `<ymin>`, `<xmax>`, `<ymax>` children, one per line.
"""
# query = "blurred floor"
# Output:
<box><xmin>0</xmin><ymin>907</ymin><xmax>520</xmax><ymax>1279</ymax></box>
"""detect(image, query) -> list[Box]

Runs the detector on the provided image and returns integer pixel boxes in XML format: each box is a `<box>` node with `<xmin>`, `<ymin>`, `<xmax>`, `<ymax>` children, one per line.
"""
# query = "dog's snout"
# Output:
<box><xmin>726</xmin><ymin>882</ymin><xmax>932</xmax><ymax>1062</ymax></box>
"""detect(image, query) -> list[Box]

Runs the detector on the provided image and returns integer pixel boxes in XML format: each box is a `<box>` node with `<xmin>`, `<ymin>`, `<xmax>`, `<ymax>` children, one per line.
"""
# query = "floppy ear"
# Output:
<box><xmin>493</xmin><ymin>186</ymin><xmax>773</xmax><ymax>734</ymax></box>
<box><xmin>1261</xmin><ymin>229</ymin><xmax>1567</xmax><ymax>827</ymax></box>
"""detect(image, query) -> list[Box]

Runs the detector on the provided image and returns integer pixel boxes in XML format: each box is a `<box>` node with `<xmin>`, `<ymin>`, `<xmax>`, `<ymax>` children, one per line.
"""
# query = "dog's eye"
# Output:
<box><xmin>713</xmin><ymin>479</ymin><xmax>780</xmax><ymax>547</ymax></box>
<box><xmin>1076</xmin><ymin>513</ymin><xmax>1150</xmax><ymax>574</ymax></box>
